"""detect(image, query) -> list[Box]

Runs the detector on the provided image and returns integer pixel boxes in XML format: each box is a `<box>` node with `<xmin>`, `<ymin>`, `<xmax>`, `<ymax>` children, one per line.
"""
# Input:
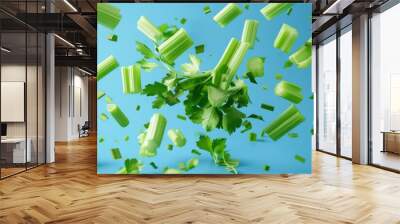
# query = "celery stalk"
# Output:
<box><xmin>222</xmin><ymin>42</ymin><xmax>249</xmax><ymax>89</ymax></box>
<box><xmin>260</xmin><ymin>3</ymin><xmax>293</xmax><ymax>21</ymax></box>
<box><xmin>121</xmin><ymin>65</ymin><xmax>141</xmax><ymax>94</ymax></box>
<box><xmin>107</xmin><ymin>104</ymin><xmax>129</xmax><ymax>127</ymax></box>
<box><xmin>241</xmin><ymin>20</ymin><xmax>259</xmax><ymax>49</ymax></box>
<box><xmin>274</xmin><ymin>24</ymin><xmax>298</xmax><ymax>53</ymax></box>
<box><xmin>140</xmin><ymin>113</ymin><xmax>167</xmax><ymax>157</ymax></box>
<box><xmin>107</xmin><ymin>34</ymin><xmax>118</xmax><ymax>42</ymax></box>
<box><xmin>98</xmin><ymin>55</ymin><xmax>119</xmax><ymax>81</ymax></box>
<box><xmin>97</xmin><ymin>3</ymin><xmax>121</xmax><ymax>30</ymax></box>
<box><xmin>137</xmin><ymin>16</ymin><xmax>163</xmax><ymax>42</ymax></box>
<box><xmin>212</xmin><ymin>38</ymin><xmax>239</xmax><ymax>86</ymax></box>
<box><xmin>289</xmin><ymin>38</ymin><xmax>312</xmax><ymax>69</ymax></box>
<box><xmin>264</xmin><ymin>105</ymin><xmax>305</xmax><ymax>141</ymax></box>
<box><xmin>157</xmin><ymin>28</ymin><xmax>193</xmax><ymax>64</ymax></box>
<box><xmin>111</xmin><ymin>148</ymin><xmax>122</xmax><ymax>160</ymax></box>
<box><xmin>274</xmin><ymin>80</ymin><xmax>303</xmax><ymax>104</ymax></box>
<box><xmin>213</xmin><ymin>3</ymin><xmax>242</xmax><ymax>28</ymax></box>
<box><xmin>167</xmin><ymin>129</ymin><xmax>186</xmax><ymax>147</ymax></box>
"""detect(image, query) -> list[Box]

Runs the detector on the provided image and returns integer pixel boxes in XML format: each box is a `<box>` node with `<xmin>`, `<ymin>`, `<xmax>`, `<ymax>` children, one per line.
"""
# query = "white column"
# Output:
<box><xmin>352</xmin><ymin>14</ymin><xmax>369</xmax><ymax>164</ymax></box>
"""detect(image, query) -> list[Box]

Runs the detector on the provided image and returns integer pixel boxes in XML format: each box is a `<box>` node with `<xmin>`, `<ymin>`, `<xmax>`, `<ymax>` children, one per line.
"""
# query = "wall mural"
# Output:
<box><xmin>97</xmin><ymin>3</ymin><xmax>312</xmax><ymax>174</ymax></box>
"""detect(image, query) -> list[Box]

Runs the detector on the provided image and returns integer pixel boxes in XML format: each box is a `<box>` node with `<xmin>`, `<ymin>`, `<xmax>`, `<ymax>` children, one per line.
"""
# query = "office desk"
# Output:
<box><xmin>1</xmin><ymin>138</ymin><xmax>31</xmax><ymax>163</ymax></box>
<box><xmin>382</xmin><ymin>131</ymin><xmax>400</xmax><ymax>154</ymax></box>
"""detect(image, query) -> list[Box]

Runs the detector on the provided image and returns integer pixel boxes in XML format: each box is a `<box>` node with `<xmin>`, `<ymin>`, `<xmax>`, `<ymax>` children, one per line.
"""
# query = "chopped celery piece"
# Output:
<box><xmin>100</xmin><ymin>113</ymin><xmax>108</xmax><ymax>121</ymax></box>
<box><xmin>97</xmin><ymin>91</ymin><xmax>105</xmax><ymax>99</ymax></box>
<box><xmin>213</xmin><ymin>3</ymin><xmax>242</xmax><ymax>28</ymax></box>
<box><xmin>137</xmin><ymin>132</ymin><xmax>146</xmax><ymax>145</ymax></box>
<box><xmin>136</xmin><ymin>105</ymin><xmax>141</xmax><ymax>111</ymax></box>
<box><xmin>222</xmin><ymin>42</ymin><xmax>249</xmax><ymax>89</ymax></box>
<box><xmin>111</xmin><ymin>148</ymin><xmax>122</xmax><ymax>160</ymax></box>
<box><xmin>121</xmin><ymin>65</ymin><xmax>141</xmax><ymax>94</ymax></box>
<box><xmin>248</xmin><ymin>114</ymin><xmax>264</xmax><ymax>121</ymax></box>
<box><xmin>99</xmin><ymin>136</ymin><xmax>104</xmax><ymax>143</ymax></box>
<box><xmin>249</xmin><ymin>132</ymin><xmax>257</xmax><ymax>142</ymax></box>
<box><xmin>97</xmin><ymin>3</ymin><xmax>121</xmax><ymax>30</ymax></box>
<box><xmin>212</xmin><ymin>38</ymin><xmax>239</xmax><ymax>86</ymax></box>
<box><xmin>241</xmin><ymin>20</ymin><xmax>259</xmax><ymax>49</ymax></box>
<box><xmin>179</xmin><ymin>158</ymin><xmax>199</xmax><ymax>171</ymax></box>
<box><xmin>105</xmin><ymin>96</ymin><xmax>113</xmax><ymax>104</ymax></box>
<box><xmin>246</xmin><ymin>57</ymin><xmax>265</xmax><ymax>77</ymax></box>
<box><xmin>203</xmin><ymin>5</ymin><xmax>211</xmax><ymax>14</ymax></box>
<box><xmin>208</xmin><ymin>86</ymin><xmax>229</xmax><ymax>107</ymax></box>
<box><xmin>261</xmin><ymin>103</ymin><xmax>274</xmax><ymax>111</ymax></box>
<box><xmin>124</xmin><ymin>135</ymin><xmax>130</xmax><ymax>141</ymax></box>
<box><xmin>150</xmin><ymin>162</ymin><xmax>158</xmax><ymax>169</ymax></box>
<box><xmin>167</xmin><ymin>144</ymin><xmax>174</xmax><ymax>151</ymax></box>
<box><xmin>137</xmin><ymin>16</ymin><xmax>162</xmax><ymax>42</ymax></box>
<box><xmin>283</xmin><ymin>60</ymin><xmax>293</xmax><ymax>68</ymax></box>
<box><xmin>180</xmin><ymin>18</ymin><xmax>187</xmax><ymax>25</ymax></box>
<box><xmin>244</xmin><ymin>4</ymin><xmax>250</xmax><ymax>10</ymax></box>
<box><xmin>295</xmin><ymin>154</ymin><xmax>306</xmax><ymax>163</ymax></box>
<box><xmin>311</xmin><ymin>128</ymin><xmax>314</xmax><ymax>135</ymax></box>
<box><xmin>275</xmin><ymin>73</ymin><xmax>283</xmax><ymax>80</ymax></box>
<box><xmin>289</xmin><ymin>38</ymin><xmax>312</xmax><ymax>68</ymax></box>
<box><xmin>260</xmin><ymin>3</ymin><xmax>293</xmax><ymax>21</ymax></box>
<box><xmin>195</xmin><ymin>44</ymin><xmax>204</xmax><ymax>54</ymax></box>
<box><xmin>241</xmin><ymin>120</ymin><xmax>252</xmax><ymax>133</ymax></box>
<box><xmin>274</xmin><ymin>80</ymin><xmax>303</xmax><ymax>104</ymax></box>
<box><xmin>139</xmin><ymin>113</ymin><xmax>167</xmax><ymax>157</ymax></box>
<box><xmin>118</xmin><ymin>158</ymin><xmax>143</xmax><ymax>174</ymax></box>
<box><xmin>191</xmin><ymin>149</ymin><xmax>201</xmax><ymax>156</ymax></box>
<box><xmin>177</xmin><ymin>114</ymin><xmax>187</xmax><ymax>120</ymax></box>
<box><xmin>264</xmin><ymin>104</ymin><xmax>305</xmax><ymax>141</ymax></box>
<box><xmin>98</xmin><ymin>55</ymin><xmax>119</xmax><ymax>81</ymax></box>
<box><xmin>107</xmin><ymin>34</ymin><xmax>118</xmax><ymax>42</ymax></box>
<box><xmin>157</xmin><ymin>28</ymin><xmax>193</xmax><ymax>64</ymax></box>
<box><xmin>164</xmin><ymin>167</ymin><xmax>181</xmax><ymax>174</ymax></box>
<box><xmin>264</xmin><ymin>165</ymin><xmax>270</xmax><ymax>171</ymax></box>
<box><xmin>287</xmin><ymin>133</ymin><xmax>299</xmax><ymax>138</ymax></box>
<box><xmin>168</xmin><ymin>129</ymin><xmax>187</xmax><ymax>147</ymax></box>
<box><xmin>274</xmin><ymin>24</ymin><xmax>298</xmax><ymax>53</ymax></box>
<box><xmin>107</xmin><ymin>104</ymin><xmax>129</xmax><ymax>127</ymax></box>
<box><xmin>287</xmin><ymin>7</ymin><xmax>293</xmax><ymax>16</ymax></box>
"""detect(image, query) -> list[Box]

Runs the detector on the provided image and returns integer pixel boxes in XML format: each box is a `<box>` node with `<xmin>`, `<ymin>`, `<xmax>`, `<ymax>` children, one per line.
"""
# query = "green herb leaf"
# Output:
<box><xmin>119</xmin><ymin>158</ymin><xmax>143</xmax><ymax>174</ymax></box>
<box><xmin>201</xmin><ymin>107</ymin><xmax>221</xmax><ymax>132</ymax></box>
<box><xmin>136</xmin><ymin>41</ymin><xmax>156</xmax><ymax>59</ymax></box>
<box><xmin>261</xmin><ymin>103</ymin><xmax>274</xmax><ymax>111</ymax></box>
<box><xmin>167</xmin><ymin>144</ymin><xmax>174</xmax><ymax>151</ymax></box>
<box><xmin>97</xmin><ymin>91</ymin><xmax>105</xmax><ymax>99</ymax></box>
<box><xmin>142</xmin><ymin>82</ymin><xmax>168</xmax><ymax>96</ymax></box>
<box><xmin>287</xmin><ymin>133</ymin><xmax>299</xmax><ymax>138</ymax></box>
<box><xmin>136</xmin><ymin>105</ymin><xmax>141</xmax><ymax>111</ymax></box>
<box><xmin>264</xmin><ymin>165</ymin><xmax>270</xmax><ymax>171</ymax></box>
<box><xmin>208</xmin><ymin>86</ymin><xmax>229</xmax><ymax>107</ymax></box>
<box><xmin>275</xmin><ymin>73</ymin><xmax>283</xmax><ymax>80</ymax></box>
<box><xmin>222</xmin><ymin>107</ymin><xmax>245</xmax><ymax>134</ymax></box>
<box><xmin>203</xmin><ymin>5</ymin><xmax>211</xmax><ymax>14</ymax></box>
<box><xmin>283</xmin><ymin>60</ymin><xmax>293</xmax><ymax>68</ymax></box>
<box><xmin>180</xmin><ymin>18</ymin><xmax>187</xmax><ymax>25</ymax></box>
<box><xmin>240</xmin><ymin>120</ymin><xmax>252</xmax><ymax>133</ymax></box>
<box><xmin>249</xmin><ymin>132</ymin><xmax>257</xmax><ymax>142</ymax></box>
<box><xmin>100</xmin><ymin>113</ymin><xmax>109</xmax><ymax>121</ymax></box>
<box><xmin>195</xmin><ymin>44</ymin><xmax>205</xmax><ymax>54</ymax></box>
<box><xmin>191</xmin><ymin>149</ymin><xmax>202</xmax><ymax>156</ymax></box>
<box><xmin>136</xmin><ymin>59</ymin><xmax>158</xmax><ymax>72</ymax></box>
<box><xmin>295</xmin><ymin>154</ymin><xmax>305</xmax><ymax>163</ymax></box>
<box><xmin>150</xmin><ymin>162</ymin><xmax>158</xmax><ymax>169</ymax></box>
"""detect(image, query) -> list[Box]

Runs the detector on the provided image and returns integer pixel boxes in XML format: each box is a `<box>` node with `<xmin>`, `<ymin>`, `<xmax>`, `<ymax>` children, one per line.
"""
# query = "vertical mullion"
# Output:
<box><xmin>336</xmin><ymin>28</ymin><xmax>341</xmax><ymax>157</ymax></box>
<box><xmin>0</xmin><ymin>20</ymin><xmax>2</xmax><ymax>179</ymax></box>
<box><xmin>25</xmin><ymin>0</ymin><xmax>28</xmax><ymax>171</ymax></box>
<box><xmin>316</xmin><ymin>45</ymin><xmax>320</xmax><ymax>151</ymax></box>
<box><xmin>36</xmin><ymin>0</ymin><xmax>39</xmax><ymax>167</ymax></box>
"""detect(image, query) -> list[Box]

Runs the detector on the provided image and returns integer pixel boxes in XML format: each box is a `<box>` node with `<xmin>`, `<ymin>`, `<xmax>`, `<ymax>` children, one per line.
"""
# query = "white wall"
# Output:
<box><xmin>54</xmin><ymin>67</ymin><xmax>89</xmax><ymax>141</ymax></box>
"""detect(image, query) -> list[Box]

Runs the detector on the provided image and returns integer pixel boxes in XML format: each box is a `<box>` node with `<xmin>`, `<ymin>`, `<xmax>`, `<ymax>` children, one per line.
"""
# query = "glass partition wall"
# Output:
<box><xmin>0</xmin><ymin>2</ymin><xmax>46</xmax><ymax>179</ymax></box>
<box><xmin>316</xmin><ymin>26</ymin><xmax>353</xmax><ymax>159</ymax></box>
<box><xmin>370</xmin><ymin>3</ymin><xmax>400</xmax><ymax>172</ymax></box>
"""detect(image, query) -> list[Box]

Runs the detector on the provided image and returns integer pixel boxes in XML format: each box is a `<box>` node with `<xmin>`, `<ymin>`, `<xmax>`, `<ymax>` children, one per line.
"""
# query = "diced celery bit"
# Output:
<box><xmin>295</xmin><ymin>154</ymin><xmax>306</xmax><ymax>163</ymax></box>
<box><xmin>107</xmin><ymin>104</ymin><xmax>129</xmax><ymax>127</ymax></box>
<box><xmin>260</xmin><ymin>3</ymin><xmax>293</xmax><ymax>20</ymax></box>
<box><xmin>241</xmin><ymin>20</ymin><xmax>259</xmax><ymax>49</ymax></box>
<box><xmin>203</xmin><ymin>5</ymin><xmax>212</xmax><ymax>14</ymax></box>
<box><xmin>98</xmin><ymin>3</ymin><xmax>121</xmax><ymax>30</ymax></box>
<box><xmin>150</xmin><ymin>162</ymin><xmax>158</xmax><ymax>169</ymax></box>
<box><xmin>246</xmin><ymin>57</ymin><xmax>265</xmax><ymax>77</ymax></box>
<box><xmin>261</xmin><ymin>103</ymin><xmax>274</xmax><ymax>111</ymax></box>
<box><xmin>136</xmin><ymin>105</ymin><xmax>141</xmax><ymax>111</ymax></box>
<box><xmin>274</xmin><ymin>24</ymin><xmax>298</xmax><ymax>53</ymax></box>
<box><xmin>99</xmin><ymin>136</ymin><xmax>104</xmax><ymax>143</ymax></box>
<box><xmin>97</xmin><ymin>91</ymin><xmax>105</xmax><ymax>99</ymax></box>
<box><xmin>137</xmin><ymin>16</ymin><xmax>162</xmax><ymax>42</ymax></box>
<box><xmin>287</xmin><ymin>133</ymin><xmax>299</xmax><ymax>138</ymax></box>
<box><xmin>195</xmin><ymin>44</ymin><xmax>205</xmax><ymax>54</ymax></box>
<box><xmin>179</xmin><ymin>158</ymin><xmax>199</xmax><ymax>171</ymax></box>
<box><xmin>191</xmin><ymin>149</ymin><xmax>201</xmax><ymax>156</ymax></box>
<box><xmin>164</xmin><ymin>167</ymin><xmax>181</xmax><ymax>174</ymax></box>
<box><xmin>100</xmin><ymin>113</ymin><xmax>108</xmax><ymax>121</ymax></box>
<box><xmin>274</xmin><ymin>80</ymin><xmax>303</xmax><ymax>104</ymax></box>
<box><xmin>177</xmin><ymin>114</ymin><xmax>187</xmax><ymax>120</ymax></box>
<box><xmin>180</xmin><ymin>18</ymin><xmax>187</xmax><ymax>25</ymax></box>
<box><xmin>124</xmin><ymin>135</ymin><xmax>130</xmax><ymax>141</ymax></box>
<box><xmin>139</xmin><ymin>113</ymin><xmax>167</xmax><ymax>157</ymax></box>
<box><xmin>107</xmin><ymin>34</ymin><xmax>118</xmax><ymax>42</ymax></box>
<box><xmin>167</xmin><ymin>144</ymin><xmax>174</xmax><ymax>151</ymax></box>
<box><xmin>98</xmin><ymin>55</ymin><xmax>119</xmax><ymax>81</ymax></box>
<box><xmin>213</xmin><ymin>3</ymin><xmax>242</xmax><ymax>28</ymax></box>
<box><xmin>275</xmin><ymin>73</ymin><xmax>283</xmax><ymax>80</ymax></box>
<box><xmin>264</xmin><ymin>165</ymin><xmax>270</xmax><ymax>171</ymax></box>
<box><xmin>111</xmin><ymin>148</ymin><xmax>122</xmax><ymax>160</ymax></box>
<box><xmin>264</xmin><ymin>105</ymin><xmax>305</xmax><ymax>141</ymax></box>
<box><xmin>249</xmin><ymin>132</ymin><xmax>257</xmax><ymax>142</ymax></box>
<box><xmin>118</xmin><ymin>158</ymin><xmax>143</xmax><ymax>174</ymax></box>
<box><xmin>168</xmin><ymin>129</ymin><xmax>187</xmax><ymax>147</ymax></box>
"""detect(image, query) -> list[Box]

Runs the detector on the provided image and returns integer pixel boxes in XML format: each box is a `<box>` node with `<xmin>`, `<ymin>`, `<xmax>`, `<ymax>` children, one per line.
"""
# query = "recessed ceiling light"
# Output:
<box><xmin>1</xmin><ymin>47</ymin><xmax>11</xmax><ymax>53</ymax></box>
<box><xmin>63</xmin><ymin>0</ymin><xmax>78</xmax><ymax>12</ymax></box>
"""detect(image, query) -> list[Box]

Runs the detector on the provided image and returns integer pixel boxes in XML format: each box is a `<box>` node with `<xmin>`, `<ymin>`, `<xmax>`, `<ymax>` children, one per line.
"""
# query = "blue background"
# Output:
<box><xmin>97</xmin><ymin>3</ymin><xmax>312</xmax><ymax>174</ymax></box>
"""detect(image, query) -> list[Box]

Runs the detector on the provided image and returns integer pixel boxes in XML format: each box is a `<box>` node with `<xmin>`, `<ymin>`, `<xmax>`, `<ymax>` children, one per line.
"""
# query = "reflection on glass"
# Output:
<box><xmin>318</xmin><ymin>37</ymin><xmax>337</xmax><ymax>154</ymax></box>
<box><xmin>371</xmin><ymin>4</ymin><xmax>400</xmax><ymax>171</ymax></box>
<box><xmin>340</xmin><ymin>28</ymin><xmax>352</xmax><ymax>158</ymax></box>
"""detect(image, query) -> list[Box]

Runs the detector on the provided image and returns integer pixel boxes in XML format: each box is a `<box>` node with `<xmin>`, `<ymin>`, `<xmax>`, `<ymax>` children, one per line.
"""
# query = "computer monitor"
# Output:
<box><xmin>1</xmin><ymin>123</ymin><xmax>7</xmax><ymax>137</ymax></box>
